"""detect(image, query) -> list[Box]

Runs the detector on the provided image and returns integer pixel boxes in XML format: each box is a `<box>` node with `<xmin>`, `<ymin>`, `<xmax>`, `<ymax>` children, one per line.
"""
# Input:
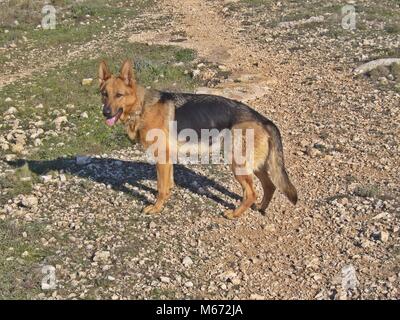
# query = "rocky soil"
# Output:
<box><xmin>0</xmin><ymin>0</ymin><xmax>399</xmax><ymax>299</ymax></box>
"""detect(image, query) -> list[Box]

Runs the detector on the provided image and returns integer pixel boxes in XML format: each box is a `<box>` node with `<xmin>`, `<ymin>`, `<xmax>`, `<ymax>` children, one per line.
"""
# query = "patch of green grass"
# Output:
<box><xmin>150</xmin><ymin>287</ymin><xmax>177</xmax><ymax>299</ymax></box>
<box><xmin>354</xmin><ymin>184</ymin><xmax>394</xmax><ymax>200</ymax></box>
<box><xmin>0</xmin><ymin>0</ymin><xmax>155</xmax><ymax>48</ymax></box>
<box><xmin>0</xmin><ymin>219</ymin><xmax>54</xmax><ymax>299</ymax></box>
<box><xmin>385</xmin><ymin>23</ymin><xmax>400</xmax><ymax>34</ymax></box>
<box><xmin>174</xmin><ymin>48</ymin><xmax>196</xmax><ymax>63</ymax></box>
<box><xmin>0</xmin><ymin>163</ymin><xmax>40</xmax><ymax>204</ymax></box>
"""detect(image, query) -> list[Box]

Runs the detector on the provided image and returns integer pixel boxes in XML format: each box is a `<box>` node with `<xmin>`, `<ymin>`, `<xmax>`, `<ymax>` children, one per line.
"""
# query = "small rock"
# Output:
<box><xmin>160</xmin><ymin>276</ymin><xmax>170</xmax><ymax>283</ymax></box>
<box><xmin>21</xmin><ymin>195</ymin><xmax>38</xmax><ymax>208</ymax></box>
<box><xmin>40</xmin><ymin>175</ymin><xmax>53</xmax><ymax>183</ymax></box>
<box><xmin>5</xmin><ymin>97</ymin><xmax>12</xmax><ymax>102</ymax></box>
<box><xmin>306</xmin><ymin>146</ymin><xmax>321</xmax><ymax>158</ymax></box>
<box><xmin>372</xmin><ymin>212</ymin><xmax>388</xmax><ymax>220</ymax></box>
<box><xmin>263</xmin><ymin>224</ymin><xmax>276</xmax><ymax>232</ymax></box>
<box><xmin>33</xmin><ymin>138</ymin><xmax>42</xmax><ymax>147</ymax></box>
<box><xmin>250</xmin><ymin>293</ymin><xmax>265</xmax><ymax>300</ymax></box>
<box><xmin>93</xmin><ymin>250</ymin><xmax>110</xmax><ymax>262</ymax></box>
<box><xmin>80</xmin><ymin>112</ymin><xmax>89</xmax><ymax>119</ymax></box>
<box><xmin>11</xmin><ymin>143</ymin><xmax>24</xmax><ymax>153</ymax></box>
<box><xmin>379</xmin><ymin>231</ymin><xmax>389</xmax><ymax>242</ymax></box>
<box><xmin>76</xmin><ymin>156</ymin><xmax>91</xmax><ymax>165</ymax></box>
<box><xmin>184</xmin><ymin>281</ymin><xmax>193</xmax><ymax>288</ymax></box>
<box><xmin>149</xmin><ymin>221</ymin><xmax>156</xmax><ymax>229</ymax></box>
<box><xmin>378</xmin><ymin>77</ymin><xmax>388</xmax><ymax>85</ymax></box>
<box><xmin>54</xmin><ymin>116</ymin><xmax>68</xmax><ymax>130</ymax></box>
<box><xmin>219</xmin><ymin>270</ymin><xmax>238</xmax><ymax>282</ymax></box>
<box><xmin>5</xmin><ymin>154</ymin><xmax>16</xmax><ymax>161</ymax></box>
<box><xmin>4</xmin><ymin>107</ymin><xmax>17</xmax><ymax>115</ymax></box>
<box><xmin>182</xmin><ymin>256</ymin><xmax>193</xmax><ymax>267</ymax></box>
<box><xmin>82</xmin><ymin>78</ymin><xmax>93</xmax><ymax>86</ymax></box>
<box><xmin>192</xmin><ymin>69</ymin><xmax>201</xmax><ymax>78</ymax></box>
<box><xmin>1</xmin><ymin>143</ymin><xmax>9</xmax><ymax>151</ymax></box>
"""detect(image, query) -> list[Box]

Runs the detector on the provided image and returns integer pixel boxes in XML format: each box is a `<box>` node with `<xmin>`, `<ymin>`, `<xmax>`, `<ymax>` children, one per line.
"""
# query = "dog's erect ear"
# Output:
<box><xmin>119</xmin><ymin>59</ymin><xmax>135</xmax><ymax>86</ymax></box>
<box><xmin>98</xmin><ymin>60</ymin><xmax>111</xmax><ymax>86</ymax></box>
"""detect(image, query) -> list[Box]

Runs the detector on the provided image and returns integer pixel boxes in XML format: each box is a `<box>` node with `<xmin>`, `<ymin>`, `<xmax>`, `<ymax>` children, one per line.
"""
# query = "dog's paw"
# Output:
<box><xmin>142</xmin><ymin>204</ymin><xmax>162</xmax><ymax>215</ymax></box>
<box><xmin>223</xmin><ymin>209</ymin><xmax>238</xmax><ymax>220</ymax></box>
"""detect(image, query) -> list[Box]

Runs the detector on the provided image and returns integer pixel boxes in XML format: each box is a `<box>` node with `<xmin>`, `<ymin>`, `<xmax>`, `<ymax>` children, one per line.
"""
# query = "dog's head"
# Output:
<box><xmin>98</xmin><ymin>59</ymin><xmax>139</xmax><ymax>126</ymax></box>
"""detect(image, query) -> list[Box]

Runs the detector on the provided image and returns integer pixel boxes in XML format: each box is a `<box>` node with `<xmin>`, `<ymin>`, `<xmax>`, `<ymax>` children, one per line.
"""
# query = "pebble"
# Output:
<box><xmin>11</xmin><ymin>143</ymin><xmax>24</xmax><ymax>153</ymax></box>
<box><xmin>93</xmin><ymin>251</ymin><xmax>110</xmax><ymax>262</ymax></box>
<box><xmin>250</xmin><ymin>294</ymin><xmax>265</xmax><ymax>300</ymax></box>
<box><xmin>76</xmin><ymin>156</ymin><xmax>91</xmax><ymax>165</ymax></box>
<box><xmin>149</xmin><ymin>221</ymin><xmax>156</xmax><ymax>229</ymax></box>
<box><xmin>21</xmin><ymin>195</ymin><xmax>38</xmax><ymax>208</ymax></box>
<box><xmin>54</xmin><ymin>116</ymin><xmax>68</xmax><ymax>130</ymax></box>
<box><xmin>160</xmin><ymin>276</ymin><xmax>171</xmax><ymax>283</ymax></box>
<box><xmin>182</xmin><ymin>256</ymin><xmax>193</xmax><ymax>267</ymax></box>
<box><xmin>82</xmin><ymin>78</ymin><xmax>93</xmax><ymax>86</ymax></box>
<box><xmin>379</xmin><ymin>231</ymin><xmax>389</xmax><ymax>242</ymax></box>
<box><xmin>4</xmin><ymin>107</ymin><xmax>17</xmax><ymax>115</ymax></box>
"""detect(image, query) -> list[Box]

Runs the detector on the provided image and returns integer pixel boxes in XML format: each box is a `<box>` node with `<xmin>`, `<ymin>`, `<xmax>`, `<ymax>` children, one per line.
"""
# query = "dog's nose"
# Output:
<box><xmin>103</xmin><ymin>105</ymin><xmax>112</xmax><ymax>118</ymax></box>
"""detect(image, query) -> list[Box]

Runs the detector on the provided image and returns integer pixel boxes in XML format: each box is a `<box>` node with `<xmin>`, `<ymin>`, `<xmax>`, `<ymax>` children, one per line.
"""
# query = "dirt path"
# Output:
<box><xmin>129</xmin><ymin>0</ymin><xmax>278</xmax><ymax>102</ymax></box>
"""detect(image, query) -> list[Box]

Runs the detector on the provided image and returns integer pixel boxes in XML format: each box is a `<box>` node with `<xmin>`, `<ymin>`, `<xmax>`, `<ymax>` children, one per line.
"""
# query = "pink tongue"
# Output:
<box><xmin>106</xmin><ymin>115</ymin><xmax>117</xmax><ymax>126</ymax></box>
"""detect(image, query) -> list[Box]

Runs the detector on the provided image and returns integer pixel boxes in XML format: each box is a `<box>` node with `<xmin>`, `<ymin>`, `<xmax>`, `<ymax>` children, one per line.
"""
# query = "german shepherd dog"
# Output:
<box><xmin>98</xmin><ymin>59</ymin><xmax>297</xmax><ymax>219</ymax></box>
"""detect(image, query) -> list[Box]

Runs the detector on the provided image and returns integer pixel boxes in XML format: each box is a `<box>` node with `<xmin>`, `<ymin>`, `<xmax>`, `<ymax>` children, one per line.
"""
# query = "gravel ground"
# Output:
<box><xmin>0</xmin><ymin>0</ymin><xmax>399</xmax><ymax>299</ymax></box>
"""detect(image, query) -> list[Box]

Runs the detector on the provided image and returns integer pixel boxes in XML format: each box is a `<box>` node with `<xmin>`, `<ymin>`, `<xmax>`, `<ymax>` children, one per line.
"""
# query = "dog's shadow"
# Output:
<box><xmin>8</xmin><ymin>157</ymin><xmax>240</xmax><ymax>209</ymax></box>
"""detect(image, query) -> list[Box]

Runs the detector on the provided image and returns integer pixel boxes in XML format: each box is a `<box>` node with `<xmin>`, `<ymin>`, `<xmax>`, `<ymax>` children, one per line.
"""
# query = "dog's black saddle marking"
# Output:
<box><xmin>159</xmin><ymin>92</ymin><xmax>265</xmax><ymax>135</ymax></box>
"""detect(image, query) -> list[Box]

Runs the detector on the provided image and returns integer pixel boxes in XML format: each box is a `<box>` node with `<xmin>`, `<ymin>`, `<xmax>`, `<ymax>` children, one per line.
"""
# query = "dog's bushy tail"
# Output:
<box><xmin>264</xmin><ymin>122</ymin><xmax>298</xmax><ymax>205</ymax></box>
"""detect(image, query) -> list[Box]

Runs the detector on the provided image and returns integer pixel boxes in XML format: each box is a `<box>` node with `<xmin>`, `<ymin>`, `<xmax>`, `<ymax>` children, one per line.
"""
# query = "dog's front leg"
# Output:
<box><xmin>143</xmin><ymin>163</ymin><xmax>173</xmax><ymax>214</ymax></box>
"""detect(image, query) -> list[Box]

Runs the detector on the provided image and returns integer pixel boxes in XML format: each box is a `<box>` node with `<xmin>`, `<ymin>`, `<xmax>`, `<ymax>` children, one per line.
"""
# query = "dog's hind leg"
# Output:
<box><xmin>224</xmin><ymin>172</ymin><xmax>257</xmax><ymax>219</ymax></box>
<box><xmin>254</xmin><ymin>169</ymin><xmax>276</xmax><ymax>214</ymax></box>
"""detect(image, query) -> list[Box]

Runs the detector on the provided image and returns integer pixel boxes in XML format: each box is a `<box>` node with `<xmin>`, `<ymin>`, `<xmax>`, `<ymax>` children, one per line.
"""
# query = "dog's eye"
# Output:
<box><xmin>116</xmin><ymin>93</ymin><xmax>124</xmax><ymax>98</ymax></box>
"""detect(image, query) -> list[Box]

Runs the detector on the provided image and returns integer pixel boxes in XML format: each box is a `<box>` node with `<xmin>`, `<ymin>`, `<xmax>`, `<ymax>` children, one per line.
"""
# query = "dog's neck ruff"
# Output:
<box><xmin>124</xmin><ymin>85</ymin><xmax>146</xmax><ymax>125</ymax></box>
<box><xmin>125</xmin><ymin>108</ymin><xmax>142</xmax><ymax>124</ymax></box>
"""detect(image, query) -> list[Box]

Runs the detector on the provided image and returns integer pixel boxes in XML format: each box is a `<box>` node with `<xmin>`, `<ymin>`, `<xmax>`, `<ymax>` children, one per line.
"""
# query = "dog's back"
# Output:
<box><xmin>158</xmin><ymin>91</ymin><xmax>272</xmax><ymax>134</ymax></box>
